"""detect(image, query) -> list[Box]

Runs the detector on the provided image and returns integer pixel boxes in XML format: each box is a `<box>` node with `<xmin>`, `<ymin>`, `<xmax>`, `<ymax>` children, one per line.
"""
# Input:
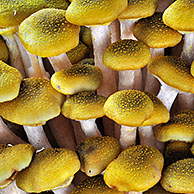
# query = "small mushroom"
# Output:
<box><xmin>0</xmin><ymin>36</ymin><xmax>8</xmax><ymax>62</ymax></box>
<box><xmin>76</xmin><ymin>136</ymin><xmax>121</xmax><ymax>176</ymax></box>
<box><xmin>161</xmin><ymin>158</ymin><xmax>194</xmax><ymax>193</ymax></box>
<box><xmin>16</xmin><ymin>148</ymin><xmax>80</xmax><ymax>193</ymax></box>
<box><xmin>71</xmin><ymin>175</ymin><xmax>125</xmax><ymax>194</ymax></box>
<box><xmin>62</xmin><ymin>91</ymin><xmax>106</xmax><ymax>137</ymax></box>
<box><xmin>104</xmin><ymin>145</ymin><xmax>164</xmax><ymax>192</ymax></box>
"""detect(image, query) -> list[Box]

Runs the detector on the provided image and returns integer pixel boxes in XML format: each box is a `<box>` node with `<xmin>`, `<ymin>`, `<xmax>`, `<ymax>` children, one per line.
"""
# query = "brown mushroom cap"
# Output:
<box><xmin>163</xmin><ymin>0</ymin><xmax>194</xmax><ymax>32</ymax></box>
<box><xmin>104</xmin><ymin>145</ymin><xmax>164</xmax><ymax>192</ymax></box>
<box><xmin>118</xmin><ymin>0</ymin><xmax>158</xmax><ymax>20</ymax></box>
<box><xmin>0</xmin><ymin>60</ymin><xmax>22</xmax><ymax>102</ymax></box>
<box><xmin>51</xmin><ymin>64</ymin><xmax>103</xmax><ymax>95</ymax></box>
<box><xmin>65</xmin><ymin>0</ymin><xmax>128</xmax><ymax>25</ymax></box>
<box><xmin>19</xmin><ymin>8</ymin><xmax>80</xmax><ymax>57</ymax></box>
<box><xmin>0</xmin><ymin>77</ymin><xmax>64</xmax><ymax>126</ymax></box>
<box><xmin>103</xmin><ymin>90</ymin><xmax>154</xmax><ymax>127</ymax></box>
<box><xmin>71</xmin><ymin>175</ymin><xmax>125</xmax><ymax>194</ymax></box>
<box><xmin>16</xmin><ymin>148</ymin><xmax>80</xmax><ymax>193</ymax></box>
<box><xmin>76</xmin><ymin>136</ymin><xmax>121</xmax><ymax>176</ymax></box>
<box><xmin>0</xmin><ymin>144</ymin><xmax>35</xmax><ymax>189</ymax></box>
<box><xmin>156</xmin><ymin>110</ymin><xmax>194</xmax><ymax>143</ymax></box>
<box><xmin>147</xmin><ymin>56</ymin><xmax>194</xmax><ymax>93</ymax></box>
<box><xmin>0</xmin><ymin>0</ymin><xmax>46</xmax><ymax>27</ymax></box>
<box><xmin>62</xmin><ymin>91</ymin><xmax>106</xmax><ymax>120</ymax></box>
<box><xmin>161</xmin><ymin>158</ymin><xmax>194</xmax><ymax>193</ymax></box>
<box><xmin>0</xmin><ymin>37</ymin><xmax>8</xmax><ymax>62</ymax></box>
<box><xmin>133</xmin><ymin>12</ymin><xmax>182</xmax><ymax>48</ymax></box>
<box><xmin>103</xmin><ymin>39</ymin><xmax>151</xmax><ymax>71</ymax></box>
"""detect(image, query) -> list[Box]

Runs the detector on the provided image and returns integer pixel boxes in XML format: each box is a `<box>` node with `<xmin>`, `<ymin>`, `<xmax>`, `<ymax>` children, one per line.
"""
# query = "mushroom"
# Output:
<box><xmin>51</xmin><ymin>63</ymin><xmax>103</xmax><ymax>95</ymax></box>
<box><xmin>0</xmin><ymin>144</ymin><xmax>35</xmax><ymax>189</ymax></box>
<box><xmin>147</xmin><ymin>56</ymin><xmax>194</xmax><ymax>111</ymax></box>
<box><xmin>0</xmin><ymin>36</ymin><xmax>8</xmax><ymax>62</ymax></box>
<box><xmin>16</xmin><ymin>148</ymin><xmax>80</xmax><ymax>193</ymax></box>
<box><xmin>144</xmin><ymin>183</ymin><xmax>173</xmax><ymax>194</ymax></box>
<box><xmin>76</xmin><ymin>136</ymin><xmax>121</xmax><ymax>176</ymax></box>
<box><xmin>161</xmin><ymin>158</ymin><xmax>194</xmax><ymax>193</ymax></box>
<box><xmin>46</xmin><ymin>0</ymin><xmax>70</xmax><ymax>9</ymax></box>
<box><xmin>18</xmin><ymin>8</ymin><xmax>80</xmax><ymax>71</ymax></box>
<box><xmin>71</xmin><ymin>175</ymin><xmax>125</xmax><ymax>194</ymax></box>
<box><xmin>191</xmin><ymin>60</ymin><xmax>194</xmax><ymax>77</ymax></box>
<box><xmin>104</xmin><ymin>145</ymin><xmax>164</xmax><ymax>193</ymax></box>
<box><xmin>103</xmin><ymin>89</ymin><xmax>154</xmax><ymax>149</ymax></box>
<box><xmin>62</xmin><ymin>91</ymin><xmax>106</xmax><ymax>137</ymax></box>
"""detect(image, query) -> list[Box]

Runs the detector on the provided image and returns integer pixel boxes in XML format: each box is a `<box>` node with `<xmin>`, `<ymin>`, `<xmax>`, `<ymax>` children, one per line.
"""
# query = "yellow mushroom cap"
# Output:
<box><xmin>0</xmin><ymin>37</ymin><xmax>8</xmax><ymax>62</ymax></box>
<box><xmin>62</xmin><ymin>91</ymin><xmax>106</xmax><ymax>120</ymax></box>
<box><xmin>16</xmin><ymin>148</ymin><xmax>80</xmax><ymax>193</ymax></box>
<box><xmin>163</xmin><ymin>0</ymin><xmax>194</xmax><ymax>32</ymax></box>
<box><xmin>71</xmin><ymin>175</ymin><xmax>125</xmax><ymax>194</ymax></box>
<box><xmin>191</xmin><ymin>60</ymin><xmax>194</xmax><ymax>77</ymax></box>
<box><xmin>103</xmin><ymin>90</ymin><xmax>154</xmax><ymax>127</ymax></box>
<box><xmin>103</xmin><ymin>39</ymin><xmax>151</xmax><ymax>71</ymax></box>
<box><xmin>191</xmin><ymin>143</ymin><xmax>194</xmax><ymax>156</ymax></box>
<box><xmin>161</xmin><ymin>158</ymin><xmax>194</xmax><ymax>193</ymax></box>
<box><xmin>46</xmin><ymin>0</ymin><xmax>70</xmax><ymax>9</ymax></box>
<box><xmin>0</xmin><ymin>144</ymin><xmax>8</xmax><ymax>151</ymax></box>
<box><xmin>19</xmin><ymin>8</ymin><xmax>80</xmax><ymax>57</ymax></box>
<box><xmin>118</xmin><ymin>0</ymin><xmax>158</xmax><ymax>20</ymax></box>
<box><xmin>147</xmin><ymin>56</ymin><xmax>194</xmax><ymax>93</ymax></box>
<box><xmin>0</xmin><ymin>77</ymin><xmax>64</xmax><ymax>126</ymax></box>
<box><xmin>144</xmin><ymin>184</ymin><xmax>173</xmax><ymax>194</ymax></box>
<box><xmin>104</xmin><ymin>145</ymin><xmax>164</xmax><ymax>192</ymax></box>
<box><xmin>51</xmin><ymin>64</ymin><xmax>103</xmax><ymax>95</ymax></box>
<box><xmin>80</xmin><ymin>26</ymin><xmax>93</xmax><ymax>48</ymax></box>
<box><xmin>141</xmin><ymin>92</ymin><xmax>170</xmax><ymax>126</ymax></box>
<box><xmin>156</xmin><ymin>110</ymin><xmax>194</xmax><ymax>143</ymax></box>
<box><xmin>0</xmin><ymin>144</ymin><xmax>35</xmax><ymax>189</ymax></box>
<box><xmin>65</xmin><ymin>0</ymin><xmax>128</xmax><ymax>26</ymax></box>
<box><xmin>76</xmin><ymin>136</ymin><xmax>121</xmax><ymax>176</ymax></box>
<box><xmin>78</xmin><ymin>58</ymin><xmax>95</xmax><ymax>66</ymax></box>
<box><xmin>0</xmin><ymin>60</ymin><xmax>22</xmax><ymax>102</ymax></box>
<box><xmin>0</xmin><ymin>0</ymin><xmax>46</xmax><ymax>27</ymax></box>
<box><xmin>133</xmin><ymin>12</ymin><xmax>182</xmax><ymax>48</ymax></box>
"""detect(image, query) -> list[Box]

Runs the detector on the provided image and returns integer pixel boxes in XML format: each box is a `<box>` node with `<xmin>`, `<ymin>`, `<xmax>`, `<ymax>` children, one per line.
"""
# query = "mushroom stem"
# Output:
<box><xmin>119</xmin><ymin>126</ymin><xmax>137</xmax><ymax>150</ymax></box>
<box><xmin>2</xmin><ymin>34</ymin><xmax>25</xmax><ymax>78</ymax></box>
<box><xmin>109</xmin><ymin>19</ymin><xmax>121</xmax><ymax>43</ymax></box>
<box><xmin>78</xmin><ymin>119</ymin><xmax>102</xmax><ymax>137</ymax></box>
<box><xmin>52</xmin><ymin>184</ymin><xmax>75</xmax><ymax>194</ymax></box>
<box><xmin>156</xmin><ymin>0</ymin><xmax>174</xmax><ymax>12</ymax></box>
<box><xmin>127</xmin><ymin>192</ymin><xmax>142</xmax><ymax>194</ymax></box>
<box><xmin>0</xmin><ymin>117</ymin><xmax>26</xmax><ymax>145</ymax></box>
<box><xmin>23</xmin><ymin>126</ymin><xmax>51</xmax><ymax>149</ymax></box>
<box><xmin>48</xmin><ymin>53</ymin><xmax>72</xmax><ymax>71</ymax></box>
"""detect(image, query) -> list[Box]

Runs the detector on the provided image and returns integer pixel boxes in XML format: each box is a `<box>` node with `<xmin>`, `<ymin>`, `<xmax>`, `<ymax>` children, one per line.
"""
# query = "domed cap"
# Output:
<box><xmin>144</xmin><ymin>184</ymin><xmax>173</xmax><ymax>194</ymax></box>
<box><xmin>0</xmin><ymin>144</ymin><xmax>35</xmax><ymax>189</ymax></box>
<box><xmin>104</xmin><ymin>145</ymin><xmax>164</xmax><ymax>192</ymax></box>
<box><xmin>161</xmin><ymin>158</ymin><xmax>194</xmax><ymax>193</ymax></box>
<box><xmin>141</xmin><ymin>92</ymin><xmax>169</xmax><ymax>126</ymax></box>
<box><xmin>0</xmin><ymin>77</ymin><xmax>64</xmax><ymax>126</ymax></box>
<box><xmin>147</xmin><ymin>56</ymin><xmax>194</xmax><ymax>93</ymax></box>
<box><xmin>71</xmin><ymin>175</ymin><xmax>125</xmax><ymax>194</ymax></box>
<box><xmin>0</xmin><ymin>37</ymin><xmax>8</xmax><ymax>62</ymax></box>
<box><xmin>0</xmin><ymin>60</ymin><xmax>22</xmax><ymax>102</ymax></box>
<box><xmin>62</xmin><ymin>91</ymin><xmax>106</xmax><ymax>120</ymax></box>
<box><xmin>51</xmin><ymin>63</ymin><xmax>102</xmax><ymax>95</ymax></box>
<box><xmin>46</xmin><ymin>0</ymin><xmax>70</xmax><ymax>9</ymax></box>
<box><xmin>76</xmin><ymin>136</ymin><xmax>121</xmax><ymax>176</ymax></box>
<box><xmin>118</xmin><ymin>0</ymin><xmax>158</xmax><ymax>20</ymax></box>
<box><xmin>133</xmin><ymin>12</ymin><xmax>182</xmax><ymax>48</ymax></box>
<box><xmin>19</xmin><ymin>8</ymin><xmax>80</xmax><ymax>57</ymax></box>
<box><xmin>65</xmin><ymin>0</ymin><xmax>128</xmax><ymax>25</ymax></box>
<box><xmin>16</xmin><ymin>148</ymin><xmax>80</xmax><ymax>193</ymax></box>
<box><xmin>0</xmin><ymin>0</ymin><xmax>46</xmax><ymax>27</ymax></box>
<box><xmin>163</xmin><ymin>0</ymin><xmax>194</xmax><ymax>32</ymax></box>
<box><xmin>103</xmin><ymin>39</ymin><xmax>151</xmax><ymax>71</ymax></box>
<box><xmin>103</xmin><ymin>90</ymin><xmax>154</xmax><ymax>127</ymax></box>
<box><xmin>156</xmin><ymin>110</ymin><xmax>194</xmax><ymax>142</ymax></box>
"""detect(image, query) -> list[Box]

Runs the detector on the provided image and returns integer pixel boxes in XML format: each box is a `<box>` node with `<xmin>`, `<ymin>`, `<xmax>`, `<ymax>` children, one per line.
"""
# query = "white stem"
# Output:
<box><xmin>119</xmin><ymin>125</ymin><xmax>137</xmax><ymax>150</ymax></box>
<box><xmin>150</xmin><ymin>48</ymin><xmax>164</xmax><ymax>58</ymax></box>
<box><xmin>0</xmin><ymin>181</ymin><xmax>27</xmax><ymax>194</ymax></box>
<box><xmin>23</xmin><ymin>126</ymin><xmax>51</xmax><ymax>149</ymax></box>
<box><xmin>181</xmin><ymin>33</ymin><xmax>194</xmax><ymax>64</ymax></box>
<box><xmin>157</xmin><ymin>83</ymin><xmax>178</xmax><ymax>111</ymax></box>
<box><xmin>126</xmin><ymin>192</ymin><xmax>142</xmax><ymax>194</ymax></box>
<box><xmin>109</xmin><ymin>19</ymin><xmax>121</xmax><ymax>43</ymax></box>
<box><xmin>156</xmin><ymin>0</ymin><xmax>174</xmax><ymax>12</ymax></box>
<box><xmin>119</xmin><ymin>19</ymin><xmax>137</xmax><ymax>40</ymax></box>
<box><xmin>79</xmin><ymin>119</ymin><xmax>102</xmax><ymax>137</ymax></box>
<box><xmin>52</xmin><ymin>184</ymin><xmax>75</xmax><ymax>194</ymax></box>
<box><xmin>48</xmin><ymin>53</ymin><xmax>72</xmax><ymax>72</ymax></box>
<box><xmin>2</xmin><ymin>34</ymin><xmax>25</xmax><ymax>78</ymax></box>
<box><xmin>91</xmin><ymin>25</ymin><xmax>118</xmax><ymax>97</ymax></box>
<box><xmin>0</xmin><ymin>117</ymin><xmax>25</xmax><ymax>144</ymax></box>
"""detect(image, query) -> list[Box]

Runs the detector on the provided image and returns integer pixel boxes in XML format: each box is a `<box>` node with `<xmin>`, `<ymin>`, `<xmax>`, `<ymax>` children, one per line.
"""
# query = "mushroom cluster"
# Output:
<box><xmin>0</xmin><ymin>0</ymin><xmax>194</xmax><ymax>194</ymax></box>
